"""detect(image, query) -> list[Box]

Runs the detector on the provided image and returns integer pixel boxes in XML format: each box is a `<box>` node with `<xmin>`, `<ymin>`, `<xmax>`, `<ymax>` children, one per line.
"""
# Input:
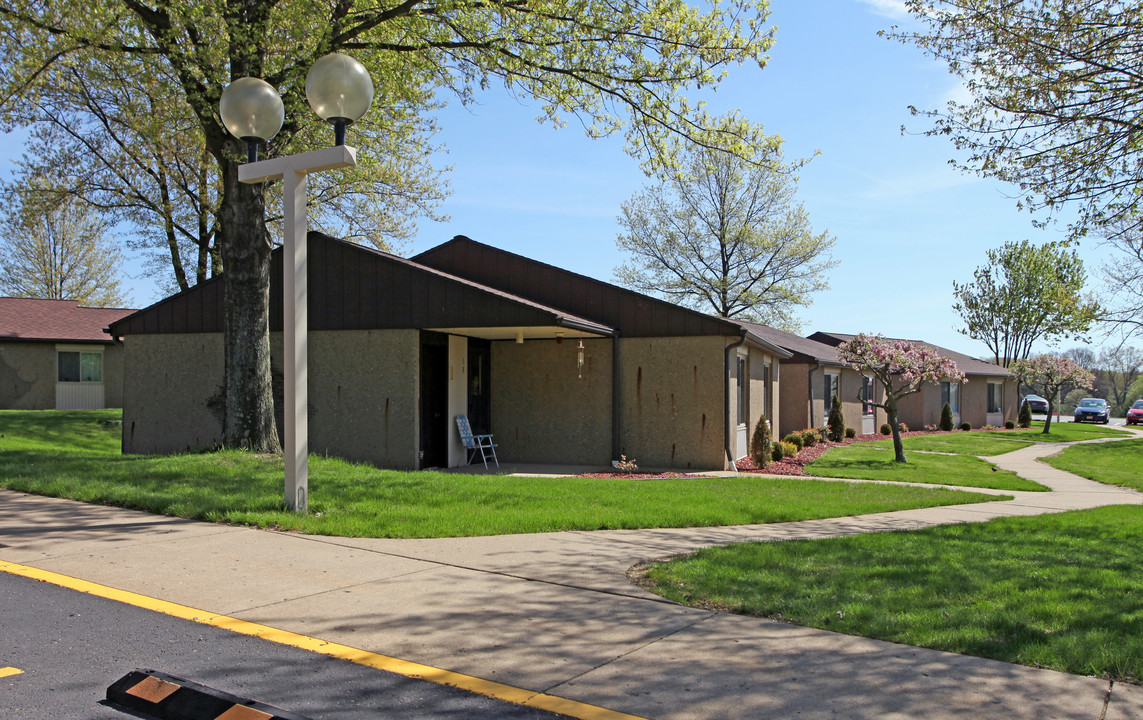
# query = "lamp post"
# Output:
<box><xmin>219</xmin><ymin>54</ymin><xmax>374</xmax><ymax>512</ymax></box>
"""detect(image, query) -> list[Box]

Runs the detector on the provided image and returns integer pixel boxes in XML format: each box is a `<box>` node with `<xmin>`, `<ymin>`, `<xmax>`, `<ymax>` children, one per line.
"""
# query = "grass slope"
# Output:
<box><xmin>0</xmin><ymin>410</ymin><xmax>1005</xmax><ymax>538</ymax></box>
<box><xmin>1045</xmin><ymin>438</ymin><xmax>1143</xmax><ymax>492</ymax></box>
<box><xmin>805</xmin><ymin>444</ymin><xmax>1046</xmax><ymax>491</ymax></box>
<box><xmin>640</xmin><ymin>505</ymin><xmax>1143</xmax><ymax>683</ymax></box>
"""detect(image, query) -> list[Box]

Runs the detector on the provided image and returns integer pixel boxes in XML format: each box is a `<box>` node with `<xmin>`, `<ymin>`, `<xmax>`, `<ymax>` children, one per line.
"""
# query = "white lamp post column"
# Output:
<box><xmin>220</xmin><ymin>54</ymin><xmax>373</xmax><ymax>512</ymax></box>
<box><xmin>238</xmin><ymin>146</ymin><xmax>357</xmax><ymax>511</ymax></box>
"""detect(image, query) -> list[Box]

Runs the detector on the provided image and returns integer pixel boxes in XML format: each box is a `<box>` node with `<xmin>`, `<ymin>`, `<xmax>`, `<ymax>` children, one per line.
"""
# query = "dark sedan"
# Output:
<box><xmin>1023</xmin><ymin>395</ymin><xmax>1049</xmax><ymax>414</ymax></box>
<box><xmin>1127</xmin><ymin>400</ymin><xmax>1143</xmax><ymax>426</ymax></box>
<box><xmin>1074</xmin><ymin>398</ymin><xmax>1110</xmax><ymax>424</ymax></box>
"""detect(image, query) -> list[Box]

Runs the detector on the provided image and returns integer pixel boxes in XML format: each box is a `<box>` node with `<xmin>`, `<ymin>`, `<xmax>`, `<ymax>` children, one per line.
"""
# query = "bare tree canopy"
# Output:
<box><xmin>614</xmin><ymin>120</ymin><xmax>836</xmax><ymax>331</ymax></box>
<box><xmin>892</xmin><ymin>1</ymin><xmax>1143</xmax><ymax>240</ymax></box>
<box><xmin>0</xmin><ymin>179</ymin><xmax>128</xmax><ymax>307</ymax></box>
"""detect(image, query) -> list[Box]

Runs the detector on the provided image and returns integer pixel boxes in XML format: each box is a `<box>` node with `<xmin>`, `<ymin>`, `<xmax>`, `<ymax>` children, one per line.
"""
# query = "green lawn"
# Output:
<box><xmin>1045</xmin><ymin>438</ymin><xmax>1143</xmax><ymax>492</ymax></box>
<box><xmin>988</xmin><ymin>421</ymin><xmax>1131</xmax><ymax>443</ymax></box>
<box><xmin>0</xmin><ymin>410</ymin><xmax>1006</xmax><ymax>538</ymax></box>
<box><xmin>805</xmin><ymin>444</ymin><xmax>1046</xmax><ymax>491</ymax></box>
<box><xmin>639</xmin><ymin>505</ymin><xmax>1143</xmax><ymax>683</ymax></box>
<box><xmin>863</xmin><ymin>432</ymin><xmax>1033</xmax><ymax>456</ymax></box>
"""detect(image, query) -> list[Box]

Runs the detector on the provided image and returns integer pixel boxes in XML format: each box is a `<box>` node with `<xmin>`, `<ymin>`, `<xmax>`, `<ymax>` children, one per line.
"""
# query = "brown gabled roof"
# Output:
<box><xmin>808</xmin><ymin>332</ymin><xmax>1016</xmax><ymax>378</ymax></box>
<box><xmin>0</xmin><ymin>297</ymin><xmax>136</xmax><ymax>344</ymax></box>
<box><xmin>736</xmin><ymin>321</ymin><xmax>842</xmax><ymax>365</ymax></box>
<box><xmin>109</xmin><ymin>233</ymin><xmax>614</xmax><ymax>338</ymax></box>
<box><xmin>413</xmin><ymin>236</ymin><xmax>791</xmax><ymax>357</ymax></box>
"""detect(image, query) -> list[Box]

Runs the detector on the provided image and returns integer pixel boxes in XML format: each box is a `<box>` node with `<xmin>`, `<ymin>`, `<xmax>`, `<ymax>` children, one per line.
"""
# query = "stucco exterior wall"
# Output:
<box><xmin>101</xmin><ymin>345</ymin><xmax>126</xmax><ymax>408</ymax></box>
<box><xmin>491</xmin><ymin>337</ymin><xmax>614</xmax><ymax>465</ymax></box>
<box><xmin>122</xmin><ymin>330</ymin><xmax>419</xmax><ymax>468</ymax></box>
<box><xmin>625</xmin><ymin>336</ymin><xmax>726</xmax><ymax>469</ymax></box>
<box><xmin>122</xmin><ymin>333</ymin><xmax>224</xmax><ymax>453</ymax></box>
<box><xmin>777</xmin><ymin>362</ymin><xmax>810</xmax><ymax>437</ymax></box>
<box><xmin>0</xmin><ymin>342</ymin><xmax>56</xmax><ymax>409</ymax></box>
<box><xmin>275</xmin><ymin>329</ymin><xmax>420</xmax><ymax>471</ymax></box>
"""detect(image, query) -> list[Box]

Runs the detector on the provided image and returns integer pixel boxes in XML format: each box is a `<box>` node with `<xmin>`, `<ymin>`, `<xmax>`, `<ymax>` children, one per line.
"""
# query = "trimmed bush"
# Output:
<box><xmin>801</xmin><ymin>429</ymin><xmax>818</xmax><ymax>446</ymax></box>
<box><xmin>1018</xmin><ymin>399</ymin><xmax>1032</xmax><ymax>428</ymax></box>
<box><xmin>960</xmin><ymin>421</ymin><xmax>972</xmax><ymax>431</ymax></box>
<box><xmin>827</xmin><ymin>395</ymin><xmax>845</xmax><ymax>441</ymax></box>
<box><xmin>845</xmin><ymin>427</ymin><xmax>856</xmax><ymax>439</ymax></box>
<box><xmin>750</xmin><ymin>415</ymin><xmax>772</xmax><ymax>468</ymax></box>
<box><xmin>1005</xmin><ymin>420</ymin><xmax>1016</xmax><ymax>429</ymax></box>
<box><xmin>771</xmin><ymin>444</ymin><xmax>784</xmax><ymax>463</ymax></box>
<box><xmin>783</xmin><ymin>432</ymin><xmax>804</xmax><ymax>450</ymax></box>
<box><xmin>939</xmin><ymin>402</ymin><xmax>954</xmax><ymax>432</ymax></box>
<box><xmin>880</xmin><ymin>423</ymin><xmax>892</xmax><ymax>435</ymax></box>
<box><xmin>778</xmin><ymin>441</ymin><xmax>799</xmax><ymax>458</ymax></box>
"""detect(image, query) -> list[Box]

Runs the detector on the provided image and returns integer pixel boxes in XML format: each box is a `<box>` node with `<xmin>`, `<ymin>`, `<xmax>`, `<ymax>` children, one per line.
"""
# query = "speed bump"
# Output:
<box><xmin>107</xmin><ymin>669</ymin><xmax>313</xmax><ymax>720</ymax></box>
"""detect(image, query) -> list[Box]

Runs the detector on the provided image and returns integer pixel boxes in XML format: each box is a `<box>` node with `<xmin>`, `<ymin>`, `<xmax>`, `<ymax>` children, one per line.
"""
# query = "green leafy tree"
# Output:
<box><xmin>615</xmin><ymin>125</ymin><xmax>836</xmax><ymax>331</ymax></box>
<box><xmin>0</xmin><ymin>179</ymin><xmax>128</xmax><ymax>307</ymax></box>
<box><xmin>894</xmin><ymin>2</ymin><xmax>1143</xmax><ymax>241</ymax></box>
<box><xmin>952</xmin><ymin>240</ymin><xmax>1099</xmax><ymax>367</ymax></box>
<box><xmin>0</xmin><ymin>0</ymin><xmax>776</xmax><ymax>453</ymax></box>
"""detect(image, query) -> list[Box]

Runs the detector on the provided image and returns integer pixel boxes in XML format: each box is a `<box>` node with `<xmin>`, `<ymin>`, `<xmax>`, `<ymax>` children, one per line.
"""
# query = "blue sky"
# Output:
<box><xmin>0</xmin><ymin>0</ymin><xmax>1111</xmax><ymax>358</ymax></box>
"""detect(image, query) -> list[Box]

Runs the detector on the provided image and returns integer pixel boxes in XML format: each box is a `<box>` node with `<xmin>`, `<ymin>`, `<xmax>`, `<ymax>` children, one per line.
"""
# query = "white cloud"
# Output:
<box><xmin>856</xmin><ymin>0</ymin><xmax>910</xmax><ymax>20</ymax></box>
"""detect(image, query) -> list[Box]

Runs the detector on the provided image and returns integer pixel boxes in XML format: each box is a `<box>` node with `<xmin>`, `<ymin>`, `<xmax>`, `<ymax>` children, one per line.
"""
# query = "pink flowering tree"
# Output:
<box><xmin>1010</xmin><ymin>355</ymin><xmax>1095</xmax><ymax>434</ymax></box>
<box><xmin>837</xmin><ymin>334</ymin><xmax>966</xmax><ymax>463</ymax></box>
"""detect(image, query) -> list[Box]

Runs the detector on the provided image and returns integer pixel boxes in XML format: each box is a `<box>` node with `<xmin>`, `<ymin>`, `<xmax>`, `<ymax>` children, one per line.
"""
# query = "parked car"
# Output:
<box><xmin>1074</xmin><ymin>398</ymin><xmax>1110</xmax><ymax>424</ymax></box>
<box><xmin>1023</xmin><ymin>394</ymin><xmax>1049</xmax><ymax>414</ymax></box>
<box><xmin>1127</xmin><ymin>400</ymin><xmax>1143</xmax><ymax>426</ymax></box>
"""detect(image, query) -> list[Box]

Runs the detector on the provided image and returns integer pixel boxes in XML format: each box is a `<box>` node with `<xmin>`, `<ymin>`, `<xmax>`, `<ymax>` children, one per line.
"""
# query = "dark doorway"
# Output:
<box><xmin>467</xmin><ymin>339</ymin><xmax>491</xmax><ymax>435</ymax></box>
<box><xmin>419</xmin><ymin>332</ymin><xmax>449</xmax><ymax>469</ymax></box>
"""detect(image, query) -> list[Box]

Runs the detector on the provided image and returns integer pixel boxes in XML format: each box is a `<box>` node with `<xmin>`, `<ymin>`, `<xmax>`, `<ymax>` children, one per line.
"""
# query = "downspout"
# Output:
<box><xmin>612</xmin><ymin>331</ymin><xmax>621</xmax><ymax>460</ymax></box>
<box><xmin>724</xmin><ymin>329</ymin><xmax>748</xmax><ymax>466</ymax></box>
<box><xmin>808</xmin><ymin>361</ymin><xmax>821</xmax><ymax>427</ymax></box>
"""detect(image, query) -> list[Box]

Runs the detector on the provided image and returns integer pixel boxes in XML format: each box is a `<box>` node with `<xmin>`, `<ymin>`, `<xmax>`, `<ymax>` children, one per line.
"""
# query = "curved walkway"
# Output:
<box><xmin>3</xmin><ymin>428</ymin><xmax>1143</xmax><ymax>719</ymax></box>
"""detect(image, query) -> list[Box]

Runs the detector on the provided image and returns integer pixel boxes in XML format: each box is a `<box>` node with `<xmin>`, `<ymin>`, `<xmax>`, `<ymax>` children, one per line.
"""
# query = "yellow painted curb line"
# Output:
<box><xmin>1</xmin><ymin>667</ymin><xmax>24</xmax><ymax>678</ymax></box>
<box><xmin>0</xmin><ymin>559</ymin><xmax>646</xmax><ymax>720</ymax></box>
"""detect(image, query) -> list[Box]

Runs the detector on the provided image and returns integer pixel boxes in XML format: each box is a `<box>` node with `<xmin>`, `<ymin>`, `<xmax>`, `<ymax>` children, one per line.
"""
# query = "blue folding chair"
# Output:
<box><xmin>456</xmin><ymin>415</ymin><xmax>498</xmax><ymax>468</ymax></box>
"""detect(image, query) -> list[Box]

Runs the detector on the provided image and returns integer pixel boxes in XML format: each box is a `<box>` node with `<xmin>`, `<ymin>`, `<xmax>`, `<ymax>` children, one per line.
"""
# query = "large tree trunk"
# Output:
<box><xmin>216</xmin><ymin>157</ymin><xmax>281</xmax><ymax>453</ymax></box>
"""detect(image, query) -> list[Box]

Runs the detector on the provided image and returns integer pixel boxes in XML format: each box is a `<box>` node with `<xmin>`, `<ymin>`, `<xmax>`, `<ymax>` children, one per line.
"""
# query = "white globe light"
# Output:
<box><xmin>306</xmin><ymin>53</ymin><xmax>374</xmax><ymax>124</ymax></box>
<box><xmin>219</xmin><ymin>77</ymin><xmax>284</xmax><ymax>142</ymax></box>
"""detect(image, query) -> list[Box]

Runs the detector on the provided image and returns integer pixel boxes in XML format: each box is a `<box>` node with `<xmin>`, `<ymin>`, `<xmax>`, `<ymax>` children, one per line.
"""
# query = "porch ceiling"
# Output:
<box><xmin>427</xmin><ymin>325</ymin><xmax>609</xmax><ymax>341</ymax></box>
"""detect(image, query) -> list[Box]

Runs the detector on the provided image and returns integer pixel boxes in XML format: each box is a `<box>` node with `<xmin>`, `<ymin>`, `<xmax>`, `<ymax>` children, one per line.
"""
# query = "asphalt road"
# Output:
<box><xmin>1</xmin><ymin>571</ymin><xmax>568</xmax><ymax>719</ymax></box>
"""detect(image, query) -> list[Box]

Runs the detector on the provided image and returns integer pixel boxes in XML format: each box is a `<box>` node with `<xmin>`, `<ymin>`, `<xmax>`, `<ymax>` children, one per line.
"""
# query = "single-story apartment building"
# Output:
<box><xmin>738</xmin><ymin>322</ymin><xmax>887</xmax><ymax>437</ymax></box>
<box><xmin>109</xmin><ymin>233</ymin><xmax>791</xmax><ymax>471</ymax></box>
<box><xmin>809</xmin><ymin>332</ymin><xmax>1018</xmax><ymax>429</ymax></box>
<box><xmin>0</xmin><ymin>297</ymin><xmax>136</xmax><ymax>410</ymax></box>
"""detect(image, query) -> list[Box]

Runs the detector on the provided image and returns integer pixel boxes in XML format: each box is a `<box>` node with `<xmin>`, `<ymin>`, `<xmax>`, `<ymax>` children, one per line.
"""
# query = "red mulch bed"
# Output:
<box><xmin>737</xmin><ymin>427</ymin><xmax>1024</xmax><ymax>476</ymax></box>
<box><xmin>576</xmin><ymin>426</ymin><xmax>1034</xmax><ymax>479</ymax></box>
<box><xmin>578</xmin><ymin>472</ymin><xmax>714</xmax><ymax>479</ymax></box>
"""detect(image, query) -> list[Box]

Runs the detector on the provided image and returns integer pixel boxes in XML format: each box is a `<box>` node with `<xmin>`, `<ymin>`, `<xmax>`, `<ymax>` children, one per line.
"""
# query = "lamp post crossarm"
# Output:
<box><xmin>238</xmin><ymin>145</ymin><xmax>358</xmax><ymax>184</ymax></box>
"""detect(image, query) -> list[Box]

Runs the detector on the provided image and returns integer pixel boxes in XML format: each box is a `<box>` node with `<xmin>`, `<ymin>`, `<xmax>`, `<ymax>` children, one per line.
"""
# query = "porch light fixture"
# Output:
<box><xmin>577</xmin><ymin>340</ymin><xmax>585</xmax><ymax>378</ymax></box>
<box><xmin>220</xmin><ymin>53</ymin><xmax>373</xmax><ymax>513</ymax></box>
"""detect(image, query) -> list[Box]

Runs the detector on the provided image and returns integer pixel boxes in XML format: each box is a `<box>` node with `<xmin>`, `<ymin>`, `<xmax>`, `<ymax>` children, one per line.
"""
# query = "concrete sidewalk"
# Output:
<box><xmin>3</xmin><ymin>430</ymin><xmax>1143</xmax><ymax>719</ymax></box>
